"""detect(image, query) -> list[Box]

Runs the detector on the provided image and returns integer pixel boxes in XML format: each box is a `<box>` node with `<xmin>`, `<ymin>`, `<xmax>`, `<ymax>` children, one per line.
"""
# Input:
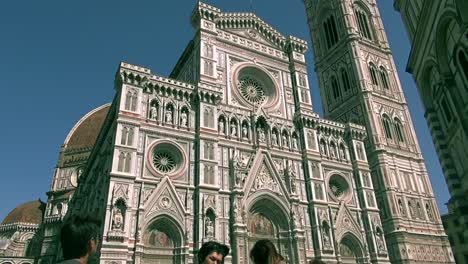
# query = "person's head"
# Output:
<box><xmin>60</xmin><ymin>215</ymin><xmax>101</xmax><ymax>260</ymax></box>
<box><xmin>198</xmin><ymin>241</ymin><xmax>230</xmax><ymax>264</ymax></box>
<box><xmin>250</xmin><ymin>239</ymin><xmax>284</xmax><ymax>264</ymax></box>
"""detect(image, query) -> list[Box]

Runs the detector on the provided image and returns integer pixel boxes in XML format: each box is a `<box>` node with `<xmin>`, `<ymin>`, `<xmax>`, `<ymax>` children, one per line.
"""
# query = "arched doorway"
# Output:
<box><xmin>247</xmin><ymin>197</ymin><xmax>292</xmax><ymax>262</ymax></box>
<box><xmin>339</xmin><ymin>234</ymin><xmax>365</xmax><ymax>264</ymax></box>
<box><xmin>142</xmin><ymin>215</ymin><xmax>185</xmax><ymax>264</ymax></box>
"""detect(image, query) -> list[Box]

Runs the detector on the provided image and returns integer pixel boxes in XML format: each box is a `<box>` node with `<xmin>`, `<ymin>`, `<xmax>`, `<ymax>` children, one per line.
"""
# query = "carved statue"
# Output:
<box><xmin>150</xmin><ymin>105</ymin><xmax>158</xmax><ymax>120</ymax></box>
<box><xmin>330</xmin><ymin>145</ymin><xmax>337</xmax><ymax>158</ymax></box>
<box><xmin>242</xmin><ymin>125</ymin><xmax>248</xmax><ymax>138</ymax></box>
<box><xmin>258</xmin><ymin>128</ymin><xmax>266</xmax><ymax>143</ymax></box>
<box><xmin>205</xmin><ymin>218</ymin><xmax>214</xmax><ymax>238</ymax></box>
<box><xmin>289</xmin><ymin>165</ymin><xmax>297</xmax><ymax>194</ymax></box>
<box><xmin>181</xmin><ymin>111</ymin><xmax>188</xmax><ymax>127</ymax></box>
<box><xmin>376</xmin><ymin>231</ymin><xmax>386</xmax><ymax>253</ymax></box>
<box><xmin>292</xmin><ymin>137</ymin><xmax>298</xmax><ymax>149</ymax></box>
<box><xmin>219</xmin><ymin>119</ymin><xmax>225</xmax><ymax>134</ymax></box>
<box><xmin>165</xmin><ymin>109</ymin><xmax>173</xmax><ymax>123</ymax></box>
<box><xmin>339</xmin><ymin>145</ymin><xmax>346</xmax><ymax>159</ymax></box>
<box><xmin>112</xmin><ymin>208</ymin><xmax>124</xmax><ymax>231</ymax></box>
<box><xmin>231</xmin><ymin>123</ymin><xmax>237</xmax><ymax>137</ymax></box>
<box><xmin>322</xmin><ymin>228</ymin><xmax>331</xmax><ymax>249</ymax></box>
<box><xmin>282</xmin><ymin>134</ymin><xmax>288</xmax><ymax>147</ymax></box>
<box><xmin>272</xmin><ymin>132</ymin><xmax>278</xmax><ymax>145</ymax></box>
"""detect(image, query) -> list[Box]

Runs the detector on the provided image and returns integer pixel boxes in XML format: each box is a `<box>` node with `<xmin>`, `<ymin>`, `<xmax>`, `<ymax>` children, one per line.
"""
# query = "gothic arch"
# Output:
<box><xmin>435</xmin><ymin>10</ymin><xmax>460</xmax><ymax>76</ymax></box>
<box><xmin>339</xmin><ymin>232</ymin><xmax>365</xmax><ymax>264</ymax></box>
<box><xmin>142</xmin><ymin>214</ymin><xmax>186</xmax><ymax>264</ymax></box>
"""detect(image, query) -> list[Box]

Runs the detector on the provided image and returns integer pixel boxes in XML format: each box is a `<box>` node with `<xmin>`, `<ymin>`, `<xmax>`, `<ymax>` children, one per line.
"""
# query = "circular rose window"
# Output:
<box><xmin>147</xmin><ymin>140</ymin><xmax>186</xmax><ymax>177</ymax></box>
<box><xmin>232</xmin><ymin>64</ymin><xmax>279</xmax><ymax>109</ymax></box>
<box><xmin>328</xmin><ymin>174</ymin><xmax>350</xmax><ymax>200</ymax></box>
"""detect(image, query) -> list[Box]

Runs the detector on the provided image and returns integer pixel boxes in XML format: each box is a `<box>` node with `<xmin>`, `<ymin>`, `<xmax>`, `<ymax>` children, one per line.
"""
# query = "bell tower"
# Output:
<box><xmin>304</xmin><ymin>0</ymin><xmax>454</xmax><ymax>263</ymax></box>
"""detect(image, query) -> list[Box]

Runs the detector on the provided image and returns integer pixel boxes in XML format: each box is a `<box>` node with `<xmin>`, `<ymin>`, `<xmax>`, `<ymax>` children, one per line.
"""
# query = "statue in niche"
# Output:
<box><xmin>289</xmin><ymin>165</ymin><xmax>297</xmax><ymax>194</ymax></box>
<box><xmin>242</xmin><ymin>125</ymin><xmax>248</xmax><ymax>138</ymax></box>
<box><xmin>315</xmin><ymin>183</ymin><xmax>323</xmax><ymax>200</ymax></box>
<box><xmin>150</xmin><ymin>105</ymin><xmax>158</xmax><ymax>120</ymax></box>
<box><xmin>322</xmin><ymin>227</ymin><xmax>331</xmax><ymax>249</ymax></box>
<box><xmin>231</xmin><ymin>123</ymin><xmax>237</xmax><ymax>137</ymax></box>
<box><xmin>363</xmin><ymin>172</ymin><xmax>370</xmax><ymax>187</ymax></box>
<box><xmin>319</xmin><ymin>141</ymin><xmax>326</xmax><ymax>155</ymax></box>
<box><xmin>330</xmin><ymin>145</ymin><xmax>337</xmax><ymax>158</ymax></box>
<box><xmin>339</xmin><ymin>145</ymin><xmax>346</xmax><ymax>159</ymax></box>
<box><xmin>282</xmin><ymin>134</ymin><xmax>288</xmax><ymax>147</ymax></box>
<box><xmin>291</xmin><ymin>205</ymin><xmax>298</xmax><ymax>226</ymax></box>
<box><xmin>219</xmin><ymin>119</ymin><xmax>225</xmax><ymax>134</ymax></box>
<box><xmin>205</xmin><ymin>218</ymin><xmax>214</xmax><ymax>238</ymax></box>
<box><xmin>165</xmin><ymin>108</ymin><xmax>173</xmax><ymax>123</ymax></box>
<box><xmin>272</xmin><ymin>132</ymin><xmax>278</xmax><ymax>145</ymax></box>
<box><xmin>181</xmin><ymin>111</ymin><xmax>188</xmax><ymax>127</ymax></box>
<box><xmin>375</xmin><ymin>229</ymin><xmax>386</xmax><ymax>253</ymax></box>
<box><xmin>112</xmin><ymin>208</ymin><xmax>124</xmax><ymax>231</ymax></box>
<box><xmin>258</xmin><ymin>128</ymin><xmax>266</xmax><ymax>143</ymax></box>
<box><xmin>426</xmin><ymin>204</ymin><xmax>434</xmax><ymax>220</ymax></box>
<box><xmin>292</xmin><ymin>137</ymin><xmax>298</xmax><ymax>149</ymax></box>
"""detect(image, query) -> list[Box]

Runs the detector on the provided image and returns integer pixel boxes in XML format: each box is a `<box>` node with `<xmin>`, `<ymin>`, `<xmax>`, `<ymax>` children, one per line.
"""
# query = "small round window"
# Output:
<box><xmin>147</xmin><ymin>140</ymin><xmax>186</xmax><ymax>177</ymax></box>
<box><xmin>328</xmin><ymin>174</ymin><xmax>350</xmax><ymax>200</ymax></box>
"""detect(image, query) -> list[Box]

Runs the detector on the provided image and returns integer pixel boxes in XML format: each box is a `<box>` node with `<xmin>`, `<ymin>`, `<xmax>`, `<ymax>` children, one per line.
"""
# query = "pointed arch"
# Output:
<box><xmin>353</xmin><ymin>1</ymin><xmax>375</xmax><ymax>41</ymax></box>
<box><xmin>340</xmin><ymin>67</ymin><xmax>352</xmax><ymax>92</ymax></box>
<box><xmin>379</xmin><ymin>66</ymin><xmax>390</xmax><ymax>89</ymax></box>
<box><xmin>393</xmin><ymin>117</ymin><xmax>405</xmax><ymax>142</ymax></box>
<box><xmin>368</xmin><ymin>62</ymin><xmax>379</xmax><ymax>86</ymax></box>
<box><xmin>330</xmin><ymin>75</ymin><xmax>341</xmax><ymax>99</ymax></box>
<box><xmin>381</xmin><ymin>114</ymin><xmax>393</xmax><ymax>139</ymax></box>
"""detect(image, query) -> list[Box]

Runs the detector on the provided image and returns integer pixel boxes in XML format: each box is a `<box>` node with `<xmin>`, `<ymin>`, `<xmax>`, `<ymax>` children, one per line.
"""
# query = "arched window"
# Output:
<box><xmin>331</xmin><ymin>76</ymin><xmax>341</xmax><ymax>99</ymax></box>
<box><xmin>124</xmin><ymin>152</ymin><xmax>132</xmax><ymax>173</ymax></box>
<box><xmin>369</xmin><ymin>63</ymin><xmax>379</xmax><ymax>85</ymax></box>
<box><xmin>379</xmin><ymin>67</ymin><xmax>390</xmax><ymax>89</ymax></box>
<box><xmin>393</xmin><ymin>118</ymin><xmax>405</xmax><ymax>142</ymax></box>
<box><xmin>458</xmin><ymin>50</ymin><xmax>468</xmax><ymax>84</ymax></box>
<box><xmin>341</xmin><ymin>68</ymin><xmax>351</xmax><ymax>92</ymax></box>
<box><xmin>121</xmin><ymin>127</ymin><xmax>128</xmax><ymax>145</ymax></box>
<box><xmin>323</xmin><ymin>15</ymin><xmax>339</xmax><ymax>49</ymax></box>
<box><xmin>354</xmin><ymin>7</ymin><xmax>373</xmax><ymax>40</ymax></box>
<box><xmin>118</xmin><ymin>152</ymin><xmax>125</xmax><ymax>172</ymax></box>
<box><xmin>382</xmin><ymin>114</ymin><xmax>392</xmax><ymax>139</ymax></box>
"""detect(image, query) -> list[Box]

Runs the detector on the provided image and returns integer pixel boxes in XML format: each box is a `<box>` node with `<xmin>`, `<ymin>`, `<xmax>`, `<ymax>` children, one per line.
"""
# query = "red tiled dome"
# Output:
<box><xmin>1</xmin><ymin>200</ymin><xmax>46</xmax><ymax>225</ymax></box>
<box><xmin>64</xmin><ymin>104</ymin><xmax>110</xmax><ymax>150</ymax></box>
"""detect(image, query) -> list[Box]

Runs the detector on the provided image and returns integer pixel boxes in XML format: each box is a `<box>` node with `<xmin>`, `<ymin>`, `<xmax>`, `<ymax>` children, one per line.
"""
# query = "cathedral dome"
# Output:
<box><xmin>1</xmin><ymin>200</ymin><xmax>46</xmax><ymax>225</ymax></box>
<box><xmin>63</xmin><ymin>104</ymin><xmax>111</xmax><ymax>150</ymax></box>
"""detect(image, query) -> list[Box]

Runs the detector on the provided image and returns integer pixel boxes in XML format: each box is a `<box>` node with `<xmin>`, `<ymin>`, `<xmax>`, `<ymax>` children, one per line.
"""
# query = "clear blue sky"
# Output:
<box><xmin>0</xmin><ymin>0</ymin><xmax>450</xmax><ymax>221</ymax></box>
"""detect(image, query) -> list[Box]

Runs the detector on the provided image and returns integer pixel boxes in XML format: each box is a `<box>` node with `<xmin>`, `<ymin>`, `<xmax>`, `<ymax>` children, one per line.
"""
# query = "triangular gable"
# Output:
<box><xmin>217</xmin><ymin>13</ymin><xmax>287</xmax><ymax>50</ymax></box>
<box><xmin>334</xmin><ymin>203</ymin><xmax>363</xmax><ymax>242</ymax></box>
<box><xmin>242</xmin><ymin>150</ymin><xmax>289</xmax><ymax>201</ymax></box>
<box><xmin>144</xmin><ymin>176</ymin><xmax>186</xmax><ymax>222</ymax></box>
<box><xmin>225</xmin><ymin>28</ymin><xmax>279</xmax><ymax>48</ymax></box>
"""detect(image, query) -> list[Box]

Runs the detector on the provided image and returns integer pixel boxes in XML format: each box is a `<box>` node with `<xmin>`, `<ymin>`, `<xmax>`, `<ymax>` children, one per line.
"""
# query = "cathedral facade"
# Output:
<box><xmin>0</xmin><ymin>1</ymin><xmax>455</xmax><ymax>264</ymax></box>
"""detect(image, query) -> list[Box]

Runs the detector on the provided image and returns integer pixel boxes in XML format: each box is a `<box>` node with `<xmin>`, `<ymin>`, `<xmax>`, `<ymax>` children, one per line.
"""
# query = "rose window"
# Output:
<box><xmin>329</xmin><ymin>175</ymin><xmax>349</xmax><ymax>199</ymax></box>
<box><xmin>147</xmin><ymin>140</ymin><xmax>186</xmax><ymax>177</ymax></box>
<box><xmin>232</xmin><ymin>65</ymin><xmax>279</xmax><ymax>109</ymax></box>
<box><xmin>153</xmin><ymin>151</ymin><xmax>176</xmax><ymax>173</ymax></box>
<box><xmin>238</xmin><ymin>76</ymin><xmax>266</xmax><ymax>105</ymax></box>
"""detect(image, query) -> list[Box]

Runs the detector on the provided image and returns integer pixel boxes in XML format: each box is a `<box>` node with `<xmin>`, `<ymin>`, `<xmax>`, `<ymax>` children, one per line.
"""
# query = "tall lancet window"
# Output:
<box><xmin>323</xmin><ymin>15</ymin><xmax>339</xmax><ymax>49</ymax></box>
<box><xmin>369</xmin><ymin>63</ymin><xmax>379</xmax><ymax>86</ymax></box>
<box><xmin>354</xmin><ymin>7</ymin><xmax>373</xmax><ymax>40</ymax></box>
<box><xmin>341</xmin><ymin>68</ymin><xmax>351</xmax><ymax>92</ymax></box>
<box><xmin>394</xmin><ymin>118</ymin><xmax>405</xmax><ymax>143</ymax></box>
<box><xmin>382</xmin><ymin>114</ymin><xmax>392</xmax><ymax>139</ymax></box>
<box><xmin>331</xmin><ymin>76</ymin><xmax>341</xmax><ymax>99</ymax></box>
<box><xmin>379</xmin><ymin>67</ymin><xmax>390</xmax><ymax>90</ymax></box>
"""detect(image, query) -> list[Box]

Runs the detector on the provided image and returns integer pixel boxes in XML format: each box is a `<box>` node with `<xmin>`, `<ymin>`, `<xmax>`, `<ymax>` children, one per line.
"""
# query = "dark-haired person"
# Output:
<box><xmin>250</xmin><ymin>239</ymin><xmax>285</xmax><ymax>264</ymax></box>
<box><xmin>198</xmin><ymin>241</ymin><xmax>230</xmax><ymax>264</ymax></box>
<box><xmin>58</xmin><ymin>215</ymin><xmax>101</xmax><ymax>264</ymax></box>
